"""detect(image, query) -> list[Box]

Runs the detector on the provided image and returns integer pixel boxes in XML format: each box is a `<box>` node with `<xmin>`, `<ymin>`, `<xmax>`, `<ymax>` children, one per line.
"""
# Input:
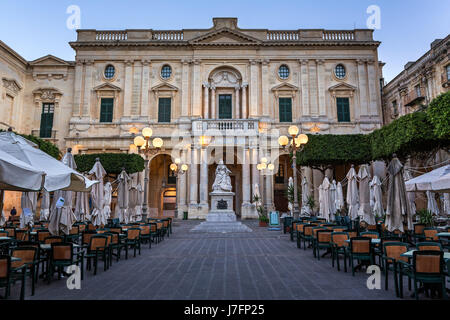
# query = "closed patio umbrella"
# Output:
<box><xmin>385</xmin><ymin>156</ymin><xmax>413</xmax><ymax>233</ymax></box>
<box><xmin>90</xmin><ymin>158</ymin><xmax>107</xmax><ymax>227</ymax></box>
<box><xmin>20</xmin><ymin>192</ymin><xmax>37</xmax><ymax>228</ymax></box>
<box><xmin>330</xmin><ymin>180</ymin><xmax>337</xmax><ymax>220</ymax></box>
<box><xmin>346</xmin><ymin>165</ymin><xmax>359</xmax><ymax>221</ymax></box>
<box><xmin>74</xmin><ymin>190</ymin><xmax>89</xmax><ymax>221</ymax></box>
<box><xmin>103</xmin><ymin>182</ymin><xmax>112</xmax><ymax>220</ymax></box>
<box><xmin>0</xmin><ymin>191</ymin><xmax>6</xmax><ymax>227</ymax></box>
<box><xmin>426</xmin><ymin>190</ymin><xmax>440</xmax><ymax>216</ymax></box>
<box><xmin>405</xmin><ymin>164</ymin><xmax>450</xmax><ymax>192</ymax></box>
<box><xmin>253</xmin><ymin>183</ymin><xmax>262</xmax><ymax>207</ymax></box>
<box><xmin>318</xmin><ymin>183</ymin><xmax>324</xmax><ymax>218</ymax></box>
<box><xmin>404</xmin><ymin>170</ymin><xmax>417</xmax><ymax>217</ymax></box>
<box><xmin>115</xmin><ymin>169</ymin><xmax>130</xmax><ymax>223</ymax></box>
<box><xmin>128</xmin><ymin>185</ymin><xmax>138</xmax><ymax>223</ymax></box>
<box><xmin>134</xmin><ymin>183</ymin><xmax>143</xmax><ymax>222</ymax></box>
<box><xmin>49</xmin><ymin>150</ymin><xmax>78</xmax><ymax>235</ymax></box>
<box><xmin>371</xmin><ymin>176</ymin><xmax>384</xmax><ymax>218</ymax></box>
<box><xmin>301</xmin><ymin>176</ymin><xmax>311</xmax><ymax>216</ymax></box>
<box><xmin>39</xmin><ymin>190</ymin><xmax>50</xmax><ymax>221</ymax></box>
<box><xmin>358</xmin><ymin>164</ymin><xmax>375</xmax><ymax>225</ymax></box>
<box><xmin>443</xmin><ymin>193</ymin><xmax>450</xmax><ymax>216</ymax></box>
<box><xmin>288</xmin><ymin>177</ymin><xmax>294</xmax><ymax>216</ymax></box>
<box><xmin>321</xmin><ymin>177</ymin><xmax>332</xmax><ymax>222</ymax></box>
<box><xmin>336</xmin><ymin>182</ymin><xmax>344</xmax><ymax>212</ymax></box>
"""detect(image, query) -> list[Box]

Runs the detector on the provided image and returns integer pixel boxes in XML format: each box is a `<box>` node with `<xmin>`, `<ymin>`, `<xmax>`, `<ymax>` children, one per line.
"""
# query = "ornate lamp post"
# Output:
<box><xmin>170</xmin><ymin>159</ymin><xmax>189</xmax><ymax>219</ymax></box>
<box><xmin>278</xmin><ymin>125</ymin><xmax>308</xmax><ymax>219</ymax></box>
<box><xmin>132</xmin><ymin>127</ymin><xmax>163</xmax><ymax>222</ymax></box>
<box><xmin>257</xmin><ymin>157</ymin><xmax>275</xmax><ymax>210</ymax></box>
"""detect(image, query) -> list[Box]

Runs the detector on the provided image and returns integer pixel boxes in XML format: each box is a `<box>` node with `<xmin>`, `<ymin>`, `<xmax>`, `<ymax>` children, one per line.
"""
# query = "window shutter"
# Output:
<box><xmin>336</xmin><ymin>97</ymin><xmax>350</xmax><ymax>122</ymax></box>
<box><xmin>279</xmin><ymin>98</ymin><xmax>292</xmax><ymax>122</ymax></box>
<box><xmin>40</xmin><ymin>103</ymin><xmax>54</xmax><ymax>138</ymax></box>
<box><xmin>219</xmin><ymin>95</ymin><xmax>232</xmax><ymax>119</ymax></box>
<box><xmin>158</xmin><ymin>98</ymin><xmax>171</xmax><ymax>123</ymax></box>
<box><xmin>100</xmin><ymin>98</ymin><xmax>114</xmax><ymax>122</ymax></box>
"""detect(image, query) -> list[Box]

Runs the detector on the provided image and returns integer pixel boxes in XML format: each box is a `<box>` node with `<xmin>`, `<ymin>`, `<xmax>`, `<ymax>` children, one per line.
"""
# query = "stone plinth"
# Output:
<box><xmin>190</xmin><ymin>191</ymin><xmax>252</xmax><ymax>233</ymax></box>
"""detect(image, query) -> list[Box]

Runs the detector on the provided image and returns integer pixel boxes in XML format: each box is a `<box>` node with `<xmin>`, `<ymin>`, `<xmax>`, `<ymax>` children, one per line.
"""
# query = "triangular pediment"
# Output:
<box><xmin>93</xmin><ymin>83</ymin><xmax>122</xmax><ymax>91</ymax></box>
<box><xmin>151</xmin><ymin>83</ymin><xmax>179</xmax><ymax>91</ymax></box>
<box><xmin>189</xmin><ymin>28</ymin><xmax>261</xmax><ymax>45</ymax></box>
<box><xmin>328</xmin><ymin>82</ymin><xmax>357</xmax><ymax>92</ymax></box>
<box><xmin>30</xmin><ymin>55</ymin><xmax>70</xmax><ymax>66</ymax></box>
<box><xmin>2</xmin><ymin>77</ymin><xmax>22</xmax><ymax>92</ymax></box>
<box><xmin>271</xmin><ymin>82</ymin><xmax>299</xmax><ymax>91</ymax></box>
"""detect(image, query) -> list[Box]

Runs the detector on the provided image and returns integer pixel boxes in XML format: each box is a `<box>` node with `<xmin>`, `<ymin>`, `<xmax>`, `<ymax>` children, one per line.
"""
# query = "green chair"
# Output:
<box><xmin>85</xmin><ymin>235</ymin><xmax>108</xmax><ymax>275</ymax></box>
<box><xmin>349</xmin><ymin>237</ymin><xmax>373</xmax><ymax>276</ymax></box>
<box><xmin>0</xmin><ymin>255</ymin><xmax>26</xmax><ymax>300</ymax></box>
<box><xmin>314</xmin><ymin>230</ymin><xmax>332</xmax><ymax>260</ymax></box>
<box><xmin>331</xmin><ymin>232</ymin><xmax>349</xmax><ymax>272</ymax></box>
<box><xmin>416</xmin><ymin>242</ymin><xmax>443</xmax><ymax>252</ymax></box>
<box><xmin>124</xmin><ymin>228</ymin><xmax>141</xmax><ymax>259</ymax></box>
<box><xmin>398</xmin><ymin>250</ymin><xmax>447</xmax><ymax>300</ymax></box>
<box><xmin>301</xmin><ymin>225</ymin><xmax>315</xmax><ymax>250</ymax></box>
<box><xmin>412</xmin><ymin>223</ymin><xmax>426</xmax><ymax>244</ymax></box>
<box><xmin>295</xmin><ymin>223</ymin><xmax>307</xmax><ymax>249</ymax></box>
<box><xmin>47</xmin><ymin>242</ymin><xmax>84</xmax><ymax>283</ymax></box>
<box><xmin>11</xmin><ymin>246</ymin><xmax>39</xmax><ymax>296</ymax></box>
<box><xmin>381</xmin><ymin>242</ymin><xmax>409</xmax><ymax>297</ymax></box>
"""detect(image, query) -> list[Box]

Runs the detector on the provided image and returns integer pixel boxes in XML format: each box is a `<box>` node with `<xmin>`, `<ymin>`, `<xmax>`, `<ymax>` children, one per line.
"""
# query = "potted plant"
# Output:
<box><xmin>306</xmin><ymin>196</ymin><xmax>316</xmax><ymax>215</ymax></box>
<box><xmin>253</xmin><ymin>194</ymin><xmax>269</xmax><ymax>227</ymax></box>
<box><xmin>416</xmin><ymin>209</ymin><xmax>434</xmax><ymax>227</ymax></box>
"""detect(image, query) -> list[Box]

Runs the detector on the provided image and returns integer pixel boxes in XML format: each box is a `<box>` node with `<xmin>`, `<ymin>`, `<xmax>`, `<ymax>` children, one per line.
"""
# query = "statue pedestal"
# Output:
<box><xmin>190</xmin><ymin>191</ymin><xmax>252</xmax><ymax>233</ymax></box>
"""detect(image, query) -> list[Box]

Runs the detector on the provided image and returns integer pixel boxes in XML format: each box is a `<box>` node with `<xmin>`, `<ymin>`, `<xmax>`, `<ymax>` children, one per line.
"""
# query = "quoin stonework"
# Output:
<box><xmin>0</xmin><ymin>17</ymin><xmax>386</xmax><ymax>219</ymax></box>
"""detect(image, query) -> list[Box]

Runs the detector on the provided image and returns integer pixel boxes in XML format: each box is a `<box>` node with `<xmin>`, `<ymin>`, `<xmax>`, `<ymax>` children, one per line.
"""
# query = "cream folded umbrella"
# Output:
<box><xmin>321</xmin><ymin>177</ymin><xmax>332</xmax><ymax>222</ymax></box>
<box><xmin>318</xmin><ymin>183</ymin><xmax>324</xmax><ymax>218</ymax></box>
<box><xmin>443</xmin><ymin>193</ymin><xmax>450</xmax><ymax>216</ymax></box>
<box><xmin>301</xmin><ymin>176</ymin><xmax>311</xmax><ymax>216</ymax></box>
<box><xmin>49</xmin><ymin>150</ymin><xmax>78</xmax><ymax>235</ymax></box>
<box><xmin>288</xmin><ymin>177</ymin><xmax>294</xmax><ymax>216</ymax></box>
<box><xmin>0</xmin><ymin>132</ymin><xmax>96</xmax><ymax>192</ymax></box>
<box><xmin>330</xmin><ymin>180</ymin><xmax>337</xmax><ymax>220</ymax></box>
<box><xmin>426</xmin><ymin>190</ymin><xmax>440</xmax><ymax>216</ymax></box>
<box><xmin>39</xmin><ymin>190</ymin><xmax>50</xmax><ymax>221</ymax></box>
<box><xmin>128</xmin><ymin>186</ymin><xmax>138</xmax><ymax>223</ymax></box>
<box><xmin>20</xmin><ymin>192</ymin><xmax>37</xmax><ymax>228</ymax></box>
<box><xmin>74</xmin><ymin>190</ymin><xmax>89</xmax><ymax>222</ymax></box>
<box><xmin>385</xmin><ymin>156</ymin><xmax>413</xmax><ymax>233</ymax></box>
<box><xmin>134</xmin><ymin>183</ymin><xmax>143</xmax><ymax>222</ymax></box>
<box><xmin>371</xmin><ymin>176</ymin><xmax>384</xmax><ymax>218</ymax></box>
<box><xmin>336</xmin><ymin>182</ymin><xmax>344</xmax><ymax>212</ymax></box>
<box><xmin>103</xmin><ymin>182</ymin><xmax>112</xmax><ymax>220</ymax></box>
<box><xmin>403</xmin><ymin>170</ymin><xmax>417</xmax><ymax>217</ymax></box>
<box><xmin>358</xmin><ymin>164</ymin><xmax>375</xmax><ymax>225</ymax></box>
<box><xmin>0</xmin><ymin>191</ymin><xmax>6</xmax><ymax>227</ymax></box>
<box><xmin>405</xmin><ymin>164</ymin><xmax>450</xmax><ymax>192</ymax></box>
<box><xmin>90</xmin><ymin>158</ymin><xmax>107</xmax><ymax>227</ymax></box>
<box><xmin>346</xmin><ymin>165</ymin><xmax>359</xmax><ymax>221</ymax></box>
<box><xmin>116</xmin><ymin>169</ymin><xmax>130</xmax><ymax>223</ymax></box>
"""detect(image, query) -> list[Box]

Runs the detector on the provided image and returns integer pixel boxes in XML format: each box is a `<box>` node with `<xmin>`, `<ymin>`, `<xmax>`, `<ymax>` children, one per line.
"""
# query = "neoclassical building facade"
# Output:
<box><xmin>1</xmin><ymin>18</ymin><xmax>384</xmax><ymax>219</ymax></box>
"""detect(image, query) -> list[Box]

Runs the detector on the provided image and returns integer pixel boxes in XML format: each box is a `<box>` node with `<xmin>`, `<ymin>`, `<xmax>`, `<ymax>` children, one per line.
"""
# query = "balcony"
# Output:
<box><xmin>403</xmin><ymin>88</ymin><xmax>426</xmax><ymax>107</ymax></box>
<box><xmin>442</xmin><ymin>72</ymin><xmax>450</xmax><ymax>88</ymax></box>
<box><xmin>192</xmin><ymin>119</ymin><xmax>259</xmax><ymax>136</ymax></box>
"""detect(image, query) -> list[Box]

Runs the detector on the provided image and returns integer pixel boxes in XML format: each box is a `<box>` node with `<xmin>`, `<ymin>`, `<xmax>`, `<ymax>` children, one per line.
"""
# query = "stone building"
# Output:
<box><xmin>382</xmin><ymin>35</ymin><xmax>450</xmax><ymax>123</ymax></box>
<box><xmin>0</xmin><ymin>17</ymin><xmax>384</xmax><ymax>219</ymax></box>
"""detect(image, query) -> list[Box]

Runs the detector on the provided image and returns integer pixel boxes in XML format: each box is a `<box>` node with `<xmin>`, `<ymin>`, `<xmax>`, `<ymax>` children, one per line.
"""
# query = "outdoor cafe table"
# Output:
<box><xmin>401</xmin><ymin>250</ymin><xmax>450</xmax><ymax>261</ymax></box>
<box><xmin>437</xmin><ymin>232</ymin><xmax>450</xmax><ymax>238</ymax></box>
<box><xmin>345</xmin><ymin>238</ymin><xmax>381</xmax><ymax>245</ymax></box>
<box><xmin>0</xmin><ymin>237</ymin><xmax>12</xmax><ymax>241</ymax></box>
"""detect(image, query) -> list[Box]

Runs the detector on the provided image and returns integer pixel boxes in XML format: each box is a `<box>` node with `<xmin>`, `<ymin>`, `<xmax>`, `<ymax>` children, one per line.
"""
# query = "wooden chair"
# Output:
<box><xmin>381</xmin><ymin>242</ymin><xmax>409</xmax><ymax>297</ymax></box>
<box><xmin>412</xmin><ymin>223</ymin><xmax>426</xmax><ymax>244</ymax></box>
<box><xmin>349</xmin><ymin>237</ymin><xmax>373</xmax><ymax>276</ymax></box>
<box><xmin>124</xmin><ymin>228</ymin><xmax>141</xmax><ymax>259</ymax></box>
<box><xmin>85</xmin><ymin>235</ymin><xmax>108</xmax><ymax>275</ymax></box>
<box><xmin>47</xmin><ymin>242</ymin><xmax>83</xmax><ymax>283</ymax></box>
<box><xmin>314</xmin><ymin>230</ymin><xmax>332</xmax><ymax>260</ymax></box>
<box><xmin>37</xmin><ymin>230</ymin><xmax>51</xmax><ymax>243</ymax></box>
<box><xmin>139</xmin><ymin>225</ymin><xmax>152</xmax><ymax>249</ymax></box>
<box><xmin>331</xmin><ymin>232</ymin><xmax>349</xmax><ymax>272</ymax></box>
<box><xmin>44</xmin><ymin>236</ymin><xmax>63</xmax><ymax>245</ymax></box>
<box><xmin>0</xmin><ymin>255</ymin><xmax>25</xmax><ymax>300</ymax></box>
<box><xmin>416</xmin><ymin>242</ymin><xmax>443</xmax><ymax>252</ymax></box>
<box><xmin>11</xmin><ymin>246</ymin><xmax>38</xmax><ymax>296</ymax></box>
<box><xmin>423</xmin><ymin>228</ymin><xmax>439</xmax><ymax>241</ymax></box>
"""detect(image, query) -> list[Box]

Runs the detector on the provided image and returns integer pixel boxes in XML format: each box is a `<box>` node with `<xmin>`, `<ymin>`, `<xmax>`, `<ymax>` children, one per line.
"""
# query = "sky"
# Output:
<box><xmin>0</xmin><ymin>0</ymin><xmax>449</xmax><ymax>83</ymax></box>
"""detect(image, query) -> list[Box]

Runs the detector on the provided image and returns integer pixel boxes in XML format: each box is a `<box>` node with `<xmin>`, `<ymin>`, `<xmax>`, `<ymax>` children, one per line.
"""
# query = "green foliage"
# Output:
<box><xmin>0</xmin><ymin>129</ymin><xmax>60</xmax><ymax>159</ymax></box>
<box><xmin>426</xmin><ymin>91</ymin><xmax>450</xmax><ymax>139</ymax></box>
<box><xmin>306</xmin><ymin>196</ymin><xmax>316</xmax><ymax>212</ymax></box>
<box><xmin>416</xmin><ymin>209</ymin><xmax>434</xmax><ymax>227</ymax></box>
<box><xmin>296</xmin><ymin>134</ymin><xmax>372</xmax><ymax>167</ymax></box>
<box><xmin>252</xmin><ymin>194</ymin><xmax>268</xmax><ymax>222</ymax></box>
<box><xmin>370</xmin><ymin>111</ymin><xmax>443</xmax><ymax>161</ymax></box>
<box><xmin>286</xmin><ymin>184</ymin><xmax>301</xmax><ymax>205</ymax></box>
<box><xmin>74</xmin><ymin>153</ymin><xmax>145</xmax><ymax>174</ymax></box>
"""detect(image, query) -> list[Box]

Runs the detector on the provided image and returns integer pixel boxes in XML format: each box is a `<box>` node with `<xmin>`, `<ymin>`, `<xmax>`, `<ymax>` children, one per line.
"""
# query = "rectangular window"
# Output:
<box><xmin>279</xmin><ymin>98</ymin><xmax>292</xmax><ymax>122</ymax></box>
<box><xmin>158</xmin><ymin>98</ymin><xmax>171</xmax><ymax>123</ymax></box>
<box><xmin>40</xmin><ymin>103</ymin><xmax>54</xmax><ymax>138</ymax></box>
<box><xmin>100</xmin><ymin>98</ymin><xmax>114</xmax><ymax>123</ymax></box>
<box><xmin>447</xmin><ymin>65</ymin><xmax>450</xmax><ymax>80</ymax></box>
<box><xmin>336</xmin><ymin>97</ymin><xmax>350</xmax><ymax>122</ymax></box>
<box><xmin>218</xmin><ymin>94</ymin><xmax>232</xmax><ymax>119</ymax></box>
<box><xmin>415</xmin><ymin>84</ymin><xmax>421</xmax><ymax>97</ymax></box>
<box><xmin>392</xmin><ymin>100</ymin><xmax>398</xmax><ymax>115</ymax></box>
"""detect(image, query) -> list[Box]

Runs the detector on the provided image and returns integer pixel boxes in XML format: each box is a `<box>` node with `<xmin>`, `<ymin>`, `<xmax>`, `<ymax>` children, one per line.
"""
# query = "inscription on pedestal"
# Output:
<box><xmin>217</xmin><ymin>199</ymin><xmax>228</xmax><ymax>210</ymax></box>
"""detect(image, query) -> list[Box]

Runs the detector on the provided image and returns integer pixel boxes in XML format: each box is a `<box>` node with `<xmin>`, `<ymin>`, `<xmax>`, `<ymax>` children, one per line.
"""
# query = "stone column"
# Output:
<box><xmin>367</xmin><ymin>60</ymin><xmax>378</xmax><ymax>117</ymax></box>
<box><xmin>82</xmin><ymin>59</ymin><xmax>93</xmax><ymax>117</ymax></box>
<box><xmin>178</xmin><ymin>149</ymin><xmax>187</xmax><ymax>213</ymax></box>
<box><xmin>203</xmin><ymin>83</ymin><xmax>209</xmax><ymax>119</ymax></box>
<box><xmin>73</xmin><ymin>60</ymin><xmax>83</xmax><ymax>116</ymax></box>
<box><xmin>242</xmin><ymin>148</ymin><xmax>251</xmax><ymax>204</ymax></box>
<box><xmin>210</xmin><ymin>86</ymin><xmax>216</xmax><ymax>119</ymax></box>
<box><xmin>299</xmin><ymin>59</ymin><xmax>309</xmax><ymax>117</ymax></box>
<box><xmin>249</xmin><ymin>60</ymin><xmax>259</xmax><ymax>117</ymax></box>
<box><xmin>123</xmin><ymin>60</ymin><xmax>133</xmax><ymax>117</ymax></box>
<box><xmin>235</xmin><ymin>85</ymin><xmax>241</xmax><ymax>119</ymax></box>
<box><xmin>265</xmin><ymin>170</ymin><xmax>274</xmax><ymax>211</ymax></box>
<box><xmin>199</xmin><ymin>147</ymin><xmax>209</xmax><ymax>207</ymax></box>
<box><xmin>131</xmin><ymin>60</ymin><xmax>142</xmax><ymax>116</ymax></box>
<box><xmin>181</xmin><ymin>59</ymin><xmax>190</xmax><ymax>118</ymax></box>
<box><xmin>309</xmin><ymin>60</ymin><xmax>318</xmax><ymax>115</ymax></box>
<box><xmin>357</xmin><ymin>59</ymin><xmax>369</xmax><ymax>117</ymax></box>
<box><xmin>192</xmin><ymin>59</ymin><xmax>202</xmax><ymax>117</ymax></box>
<box><xmin>261</xmin><ymin>59</ymin><xmax>270</xmax><ymax>116</ymax></box>
<box><xmin>251</xmin><ymin>147</ymin><xmax>259</xmax><ymax>202</ymax></box>
<box><xmin>241</xmin><ymin>83</ymin><xmax>248</xmax><ymax>119</ymax></box>
<box><xmin>140</xmin><ymin>60</ymin><xmax>151</xmax><ymax>118</ymax></box>
<box><xmin>189</xmin><ymin>146</ymin><xmax>199</xmax><ymax>207</ymax></box>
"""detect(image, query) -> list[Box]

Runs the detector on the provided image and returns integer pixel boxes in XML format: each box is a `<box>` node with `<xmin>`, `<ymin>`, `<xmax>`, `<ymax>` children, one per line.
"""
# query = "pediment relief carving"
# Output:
<box><xmin>30</xmin><ymin>55</ymin><xmax>70</xmax><ymax>66</ymax></box>
<box><xmin>209</xmin><ymin>69</ymin><xmax>241</xmax><ymax>88</ymax></box>
<box><xmin>32</xmin><ymin>87</ymin><xmax>63</xmax><ymax>107</ymax></box>
<box><xmin>2</xmin><ymin>78</ymin><xmax>22</xmax><ymax>96</ymax></box>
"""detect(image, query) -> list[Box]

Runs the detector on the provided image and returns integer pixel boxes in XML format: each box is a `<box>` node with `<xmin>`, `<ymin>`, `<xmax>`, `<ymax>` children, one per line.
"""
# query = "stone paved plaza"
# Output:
<box><xmin>13</xmin><ymin>220</ymin><xmax>417</xmax><ymax>300</ymax></box>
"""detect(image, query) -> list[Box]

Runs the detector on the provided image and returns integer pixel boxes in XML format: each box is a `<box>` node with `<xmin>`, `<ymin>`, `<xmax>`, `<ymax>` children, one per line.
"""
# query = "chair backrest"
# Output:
<box><xmin>89</xmin><ymin>235</ymin><xmax>108</xmax><ymax>251</ymax></box>
<box><xmin>413</xmin><ymin>250</ymin><xmax>444</xmax><ymax>275</ymax></box>
<box><xmin>87</xmin><ymin>223</ymin><xmax>96</xmax><ymax>231</ymax></box>
<box><xmin>110</xmin><ymin>227</ymin><xmax>122</xmax><ymax>234</ymax></box>
<box><xmin>162</xmin><ymin>220</ymin><xmax>169</xmax><ymax>228</ymax></box>
<box><xmin>416</xmin><ymin>242</ymin><xmax>442</xmax><ymax>252</ymax></box>
<box><xmin>12</xmin><ymin>246</ymin><xmax>37</xmax><ymax>268</ymax></box>
<box><xmin>317</xmin><ymin>230</ymin><xmax>332</xmax><ymax>243</ymax></box>
<box><xmin>0</xmin><ymin>255</ymin><xmax>11</xmax><ymax>280</ymax></box>
<box><xmin>367</xmin><ymin>224</ymin><xmax>378</xmax><ymax>231</ymax></box>
<box><xmin>109</xmin><ymin>232</ymin><xmax>120</xmax><ymax>245</ymax></box>
<box><xmin>347</xmin><ymin>230</ymin><xmax>358</xmax><ymax>239</ymax></box>
<box><xmin>77</xmin><ymin>224</ymin><xmax>86</xmax><ymax>232</ymax></box>
<box><xmin>350</xmin><ymin>237</ymin><xmax>371</xmax><ymax>254</ymax></box>
<box><xmin>304</xmin><ymin>225</ymin><xmax>314</xmax><ymax>236</ymax></box>
<box><xmin>127</xmin><ymin>228</ymin><xmax>141</xmax><ymax>240</ymax></box>
<box><xmin>312</xmin><ymin>227</ymin><xmax>325</xmax><ymax>239</ymax></box>
<box><xmin>413</xmin><ymin>223</ymin><xmax>426</xmax><ymax>235</ymax></box>
<box><xmin>4</xmin><ymin>227</ymin><xmax>15</xmax><ymax>238</ymax></box>
<box><xmin>44</xmin><ymin>236</ymin><xmax>63</xmax><ymax>244</ymax></box>
<box><xmin>97</xmin><ymin>230</ymin><xmax>108</xmax><ymax>234</ymax></box>
<box><xmin>156</xmin><ymin>222</ymin><xmax>163</xmax><ymax>230</ymax></box>
<box><xmin>331</xmin><ymin>232</ymin><xmax>349</xmax><ymax>247</ymax></box>
<box><xmin>37</xmin><ymin>230</ymin><xmax>51</xmax><ymax>242</ymax></box>
<box><xmin>423</xmin><ymin>228</ymin><xmax>438</xmax><ymax>241</ymax></box>
<box><xmin>69</xmin><ymin>225</ymin><xmax>79</xmax><ymax>235</ymax></box>
<box><xmin>51</xmin><ymin>243</ymin><xmax>73</xmax><ymax>262</ymax></box>
<box><xmin>333</xmin><ymin>226</ymin><xmax>347</xmax><ymax>232</ymax></box>
<box><xmin>149</xmin><ymin>223</ymin><xmax>157</xmax><ymax>233</ymax></box>
<box><xmin>15</xmin><ymin>230</ymin><xmax>29</xmax><ymax>241</ymax></box>
<box><xmin>102</xmin><ymin>233</ymin><xmax>113</xmax><ymax>246</ymax></box>
<box><xmin>82</xmin><ymin>231</ymin><xmax>98</xmax><ymax>245</ymax></box>
<box><xmin>383</xmin><ymin>242</ymin><xmax>409</xmax><ymax>263</ymax></box>
<box><xmin>361</xmin><ymin>231</ymin><xmax>379</xmax><ymax>239</ymax></box>
<box><xmin>0</xmin><ymin>232</ymin><xmax>8</xmax><ymax>237</ymax></box>
<box><xmin>140</xmin><ymin>225</ymin><xmax>150</xmax><ymax>235</ymax></box>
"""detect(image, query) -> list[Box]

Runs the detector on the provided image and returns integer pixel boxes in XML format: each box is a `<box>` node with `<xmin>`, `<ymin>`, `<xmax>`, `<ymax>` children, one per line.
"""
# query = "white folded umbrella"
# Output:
<box><xmin>405</xmin><ymin>164</ymin><xmax>450</xmax><ymax>192</ymax></box>
<box><xmin>346</xmin><ymin>166</ymin><xmax>359</xmax><ymax>221</ymax></box>
<box><xmin>371</xmin><ymin>176</ymin><xmax>384</xmax><ymax>218</ymax></box>
<box><xmin>40</xmin><ymin>190</ymin><xmax>50</xmax><ymax>221</ymax></box>
<box><xmin>358</xmin><ymin>164</ymin><xmax>375</xmax><ymax>225</ymax></box>
<box><xmin>90</xmin><ymin>159</ymin><xmax>107</xmax><ymax>227</ymax></box>
<box><xmin>336</xmin><ymin>182</ymin><xmax>344</xmax><ymax>212</ymax></box>
<box><xmin>426</xmin><ymin>190</ymin><xmax>440</xmax><ymax>216</ymax></box>
<box><xmin>103</xmin><ymin>182</ymin><xmax>112</xmax><ymax>220</ymax></box>
<box><xmin>0</xmin><ymin>132</ymin><xmax>96</xmax><ymax>192</ymax></box>
<box><xmin>20</xmin><ymin>192</ymin><xmax>37</xmax><ymax>228</ymax></box>
<box><xmin>301</xmin><ymin>177</ymin><xmax>311</xmax><ymax>216</ymax></box>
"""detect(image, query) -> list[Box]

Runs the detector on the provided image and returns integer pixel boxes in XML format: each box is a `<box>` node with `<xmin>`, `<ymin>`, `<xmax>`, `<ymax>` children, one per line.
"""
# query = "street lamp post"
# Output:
<box><xmin>132</xmin><ymin>127</ymin><xmax>164</xmax><ymax>222</ymax></box>
<box><xmin>170</xmin><ymin>160</ymin><xmax>189</xmax><ymax>219</ymax></box>
<box><xmin>278</xmin><ymin>125</ymin><xmax>308</xmax><ymax>219</ymax></box>
<box><xmin>257</xmin><ymin>158</ymin><xmax>275</xmax><ymax>211</ymax></box>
